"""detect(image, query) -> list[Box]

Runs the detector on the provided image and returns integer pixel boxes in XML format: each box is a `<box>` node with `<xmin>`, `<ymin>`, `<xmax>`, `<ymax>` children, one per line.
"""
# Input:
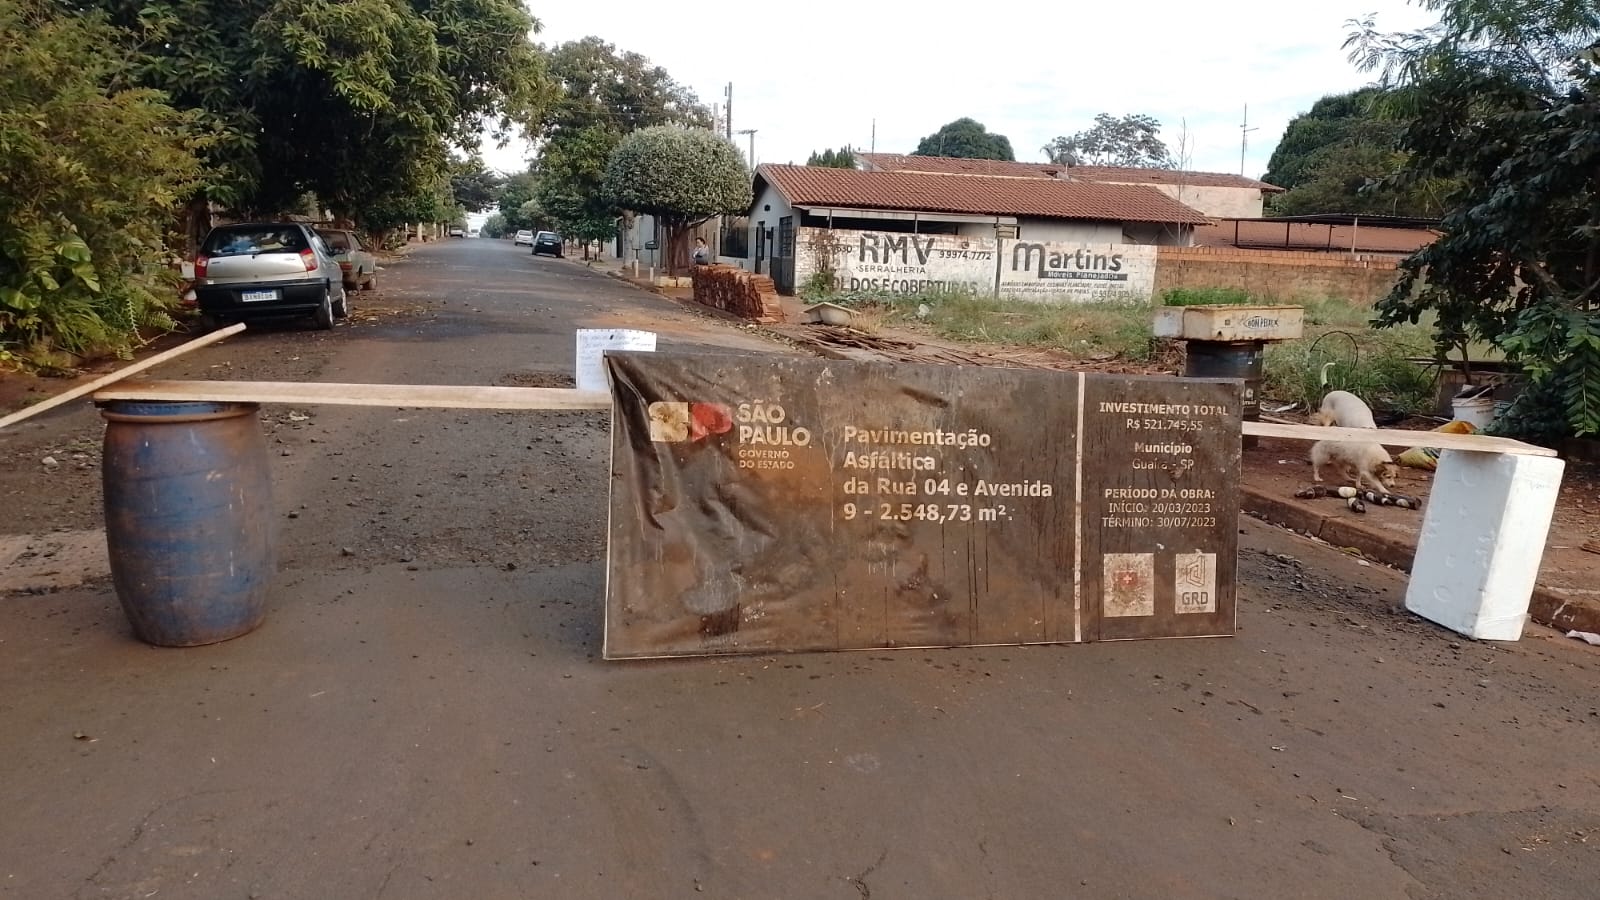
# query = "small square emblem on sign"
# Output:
<box><xmin>1103</xmin><ymin>553</ymin><xmax>1154</xmax><ymax>617</ymax></box>
<box><xmin>647</xmin><ymin>401</ymin><xmax>690</xmax><ymax>442</ymax></box>
<box><xmin>1175</xmin><ymin>552</ymin><xmax>1217</xmax><ymax>614</ymax></box>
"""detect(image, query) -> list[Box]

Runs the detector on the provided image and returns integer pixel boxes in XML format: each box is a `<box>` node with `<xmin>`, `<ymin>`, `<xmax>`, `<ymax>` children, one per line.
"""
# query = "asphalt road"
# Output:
<box><xmin>2</xmin><ymin>239</ymin><xmax>1597</xmax><ymax>899</ymax></box>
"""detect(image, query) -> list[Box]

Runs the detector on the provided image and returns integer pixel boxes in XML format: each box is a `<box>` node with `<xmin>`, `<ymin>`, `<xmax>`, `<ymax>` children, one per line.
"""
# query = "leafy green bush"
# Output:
<box><xmin>1264</xmin><ymin>329</ymin><xmax>1435</xmax><ymax>416</ymax></box>
<box><xmin>0</xmin><ymin>2</ymin><xmax>203</xmax><ymax>366</ymax></box>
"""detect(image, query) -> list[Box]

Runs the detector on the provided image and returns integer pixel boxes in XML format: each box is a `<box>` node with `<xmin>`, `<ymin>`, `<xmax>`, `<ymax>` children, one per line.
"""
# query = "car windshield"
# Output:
<box><xmin>316</xmin><ymin>230</ymin><xmax>354</xmax><ymax>251</ymax></box>
<box><xmin>205</xmin><ymin>226</ymin><xmax>308</xmax><ymax>257</ymax></box>
<box><xmin>537</xmin><ymin>233</ymin><xmax>557</xmax><ymax>240</ymax></box>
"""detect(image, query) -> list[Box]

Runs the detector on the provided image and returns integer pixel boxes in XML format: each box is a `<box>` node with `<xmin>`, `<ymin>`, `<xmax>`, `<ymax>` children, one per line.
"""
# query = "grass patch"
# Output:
<box><xmin>1160</xmin><ymin>287</ymin><xmax>1254</xmax><ymax>306</ymax></box>
<box><xmin>820</xmin><ymin>287</ymin><xmax>1440</xmax><ymax>415</ymax></box>
<box><xmin>841</xmin><ymin>290</ymin><xmax>1163</xmax><ymax>361</ymax></box>
<box><xmin>1262</xmin><ymin>297</ymin><xmax>1435</xmax><ymax>415</ymax></box>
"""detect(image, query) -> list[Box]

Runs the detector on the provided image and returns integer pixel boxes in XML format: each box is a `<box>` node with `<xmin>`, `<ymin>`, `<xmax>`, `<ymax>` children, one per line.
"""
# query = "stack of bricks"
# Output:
<box><xmin>689</xmin><ymin>265</ymin><xmax>786</xmax><ymax>323</ymax></box>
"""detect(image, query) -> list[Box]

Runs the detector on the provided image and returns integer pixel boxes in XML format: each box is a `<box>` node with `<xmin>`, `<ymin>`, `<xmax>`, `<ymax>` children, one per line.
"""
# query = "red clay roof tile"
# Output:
<box><xmin>758</xmin><ymin>164</ymin><xmax>1211</xmax><ymax>226</ymax></box>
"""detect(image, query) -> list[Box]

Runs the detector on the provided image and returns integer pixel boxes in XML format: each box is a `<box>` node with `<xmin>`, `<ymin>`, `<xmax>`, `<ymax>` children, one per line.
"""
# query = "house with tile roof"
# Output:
<box><xmin>855</xmin><ymin>153</ymin><xmax>1284</xmax><ymax>219</ymax></box>
<box><xmin>740</xmin><ymin>163</ymin><xmax>1211</xmax><ymax>294</ymax></box>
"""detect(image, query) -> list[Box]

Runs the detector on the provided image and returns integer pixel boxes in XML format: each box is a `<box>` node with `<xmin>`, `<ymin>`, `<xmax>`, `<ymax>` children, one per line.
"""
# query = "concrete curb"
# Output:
<box><xmin>1241</xmin><ymin>486</ymin><xmax>1600</xmax><ymax>635</ymax></box>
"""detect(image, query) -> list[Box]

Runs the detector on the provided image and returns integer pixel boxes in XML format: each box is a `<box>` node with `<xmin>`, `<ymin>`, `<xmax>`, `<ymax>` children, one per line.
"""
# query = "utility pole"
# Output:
<box><xmin>871</xmin><ymin>119</ymin><xmax>876</xmax><ymax>154</ymax></box>
<box><xmin>725</xmin><ymin>83</ymin><xmax>733</xmax><ymax>141</ymax></box>
<box><xmin>1240</xmin><ymin>103</ymin><xmax>1259</xmax><ymax>177</ymax></box>
<box><xmin>738</xmin><ymin>128</ymin><xmax>758</xmax><ymax>168</ymax></box>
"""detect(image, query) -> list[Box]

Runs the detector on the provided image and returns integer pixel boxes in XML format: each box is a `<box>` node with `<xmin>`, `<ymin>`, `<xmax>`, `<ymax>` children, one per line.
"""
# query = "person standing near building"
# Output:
<box><xmin>692</xmin><ymin>236</ymin><xmax>711</xmax><ymax>266</ymax></box>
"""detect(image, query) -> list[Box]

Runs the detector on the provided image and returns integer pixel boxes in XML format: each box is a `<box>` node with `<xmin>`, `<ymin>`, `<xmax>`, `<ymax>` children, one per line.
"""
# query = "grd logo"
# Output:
<box><xmin>647</xmin><ymin>402</ymin><xmax>733</xmax><ymax>443</ymax></box>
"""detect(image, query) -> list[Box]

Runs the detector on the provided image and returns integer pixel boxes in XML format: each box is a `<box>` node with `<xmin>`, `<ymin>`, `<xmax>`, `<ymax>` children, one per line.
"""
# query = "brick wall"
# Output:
<box><xmin>1154</xmin><ymin>246</ymin><xmax>1404</xmax><ymax>304</ymax></box>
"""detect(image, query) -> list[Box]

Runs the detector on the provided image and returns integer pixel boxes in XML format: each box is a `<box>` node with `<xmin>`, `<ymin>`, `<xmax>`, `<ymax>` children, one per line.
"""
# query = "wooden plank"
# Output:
<box><xmin>84</xmin><ymin>379</ymin><xmax>1558</xmax><ymax>457</ymax></box>
<box><xmin>93</xmin><ymin>379</ymin><xmax>612</xmax><ymax>411</ymax></box>
<box><xmin>1242</xmin><ymin>421</ymin><xmax>1556</xmax><ymax>457</ymax></box>
<box><xmin>0</xmin><ymin>324</ymin><xmax>246</xmax><ymax>430</ymax></box>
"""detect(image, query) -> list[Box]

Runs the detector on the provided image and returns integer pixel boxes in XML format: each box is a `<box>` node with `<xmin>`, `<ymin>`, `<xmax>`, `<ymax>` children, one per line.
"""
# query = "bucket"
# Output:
<box><xmin>100</xmin><ymin>400</ymin><xmax>276</xmax><ymax>646</ymax></box>
<box><xmin>1451</xmin><ymin>396</ymin><xmax>1498</xmax><ymax>430</ymax></box>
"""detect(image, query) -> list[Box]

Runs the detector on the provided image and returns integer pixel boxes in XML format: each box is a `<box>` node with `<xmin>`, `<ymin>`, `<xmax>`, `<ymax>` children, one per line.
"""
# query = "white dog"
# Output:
<box><xmin>1311</xmin><ymin>440</ymin><xmax>1400</xmax><ymax>492</ymax></box>
<box><xmin>1309</xmin><ymin>389</ymin><xmax>1398</xmax><ymax>492</ymax></box>
<box><xmin>1312</xmin><ymin>389</ymin><xmax>1379</xmax><ymax>428</ymax></box>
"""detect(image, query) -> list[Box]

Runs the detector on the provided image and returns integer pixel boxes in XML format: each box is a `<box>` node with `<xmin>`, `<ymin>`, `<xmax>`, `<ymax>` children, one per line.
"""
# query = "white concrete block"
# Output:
<box><xmin>1406</xmin><ymin>450</ymin><xmax>1565</xmax><ymax>641</ymax></box>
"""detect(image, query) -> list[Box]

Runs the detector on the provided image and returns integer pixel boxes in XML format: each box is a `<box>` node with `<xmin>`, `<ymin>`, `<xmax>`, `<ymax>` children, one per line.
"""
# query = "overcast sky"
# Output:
<box><xmin>479</xmin><ymin>0</ymin><xmax>1437</xmax><ymax>181</ymax></box>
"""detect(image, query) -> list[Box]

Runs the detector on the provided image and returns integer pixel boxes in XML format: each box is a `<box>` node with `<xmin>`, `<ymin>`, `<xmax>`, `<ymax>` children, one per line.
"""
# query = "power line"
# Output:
<box><xmin>1240</xmin><ymin>103</ymin><xmax>1259</xmax><ymax>177</ymax></box>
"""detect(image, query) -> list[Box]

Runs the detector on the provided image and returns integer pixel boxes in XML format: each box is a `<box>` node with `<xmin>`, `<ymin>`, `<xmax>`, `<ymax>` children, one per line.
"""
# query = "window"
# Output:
<box><xmin>204</xmin><ymin>226</ymin><xmax>309</xmax><ymax>257</ymax></box>
<box><xmin>316</xmin><ymin>230</ymin><xmax>355</xmax><ymax>251</ymax></box>
<box><xmin>778</xmin><ymin>217</ymin><xmax>795</xmax><ymax>257</ymax></box>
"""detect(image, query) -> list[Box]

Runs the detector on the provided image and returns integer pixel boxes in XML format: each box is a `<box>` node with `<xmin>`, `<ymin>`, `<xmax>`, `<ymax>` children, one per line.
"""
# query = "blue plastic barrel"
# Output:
<box><xmin>100</xmin><ymin>400</ymin><xmax>275</xmax><ymax>646</ymax></box>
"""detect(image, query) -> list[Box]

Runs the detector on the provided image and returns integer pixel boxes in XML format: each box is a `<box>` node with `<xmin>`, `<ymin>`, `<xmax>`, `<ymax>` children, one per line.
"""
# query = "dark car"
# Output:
<box><xmin>531</xmin><ymin>231</ymin><xmax>563</xmax><ymax>258</ymax></box>
<box><xmin>193</xmin><ymin>223</ymin><xmax>348</xmax><ymax>330</ymax></box>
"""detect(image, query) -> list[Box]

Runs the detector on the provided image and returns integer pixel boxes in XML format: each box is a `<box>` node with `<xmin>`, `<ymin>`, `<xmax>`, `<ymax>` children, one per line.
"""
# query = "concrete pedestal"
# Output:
<box><xmin>1406</xmin><ymin>450</ymin><xmax>1565</xmax><ymax>641</ymax></box>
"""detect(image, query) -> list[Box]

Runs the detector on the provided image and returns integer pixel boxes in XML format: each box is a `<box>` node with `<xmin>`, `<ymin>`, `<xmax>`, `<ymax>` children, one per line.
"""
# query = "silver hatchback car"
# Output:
<box><xmin>194</xmin><ymin>222</ymin><xmax>349</xmax><ymax>330</ymax></box>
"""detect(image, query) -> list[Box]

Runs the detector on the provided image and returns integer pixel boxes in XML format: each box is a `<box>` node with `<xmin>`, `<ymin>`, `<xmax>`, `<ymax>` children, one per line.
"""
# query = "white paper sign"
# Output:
<box><xmin>575</xmin><ymin>329</ymin><xmax>657</xmax><ymax>391</ymax></box>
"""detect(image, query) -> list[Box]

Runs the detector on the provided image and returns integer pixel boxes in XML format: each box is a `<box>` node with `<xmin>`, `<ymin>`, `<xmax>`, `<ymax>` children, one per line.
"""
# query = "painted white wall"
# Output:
<box><xmin>1144</xmin><ymin>184</ymin><xmax>1264</xmax><ymax>219</ymax></box>
<box><xmin>746</xmin><ymin>182</ymin><xmax>794</xmax><ymax>269</ymax></box>
<box><xmin>603</xmin><ymin>213</ymin><xmax>664</xmax><ymax>265</ymax></box>
<box><xmin>794</xmin><ymin>227</ymin><xmax>996</xmax><ymax>294</ymax></box>
<box><xmin>788</xmin><ymin>225</ymin><xmax>1161</xmax><ymax>302</ymax></box>
<box><xmin>1123</xmin><ymin>222</ymin><xmax>1194</xmax><ymax>247</ymax></box>
<box><xmin>1016</xmin><ymin>219</ymin><xmax>1124</xmax><ymax>244</ymax></box>
<box><xmin>998</xmin><ymin>241</ymin><xmax>1159</xmax><ymax>302</ymax></box>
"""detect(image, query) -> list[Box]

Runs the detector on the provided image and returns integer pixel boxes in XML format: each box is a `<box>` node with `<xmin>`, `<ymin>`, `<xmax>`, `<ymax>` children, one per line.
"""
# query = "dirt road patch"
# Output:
<box><xmin>0</xmin><ymin>530</ymin><xmax>109</xmax><ymax>592</ymax></box>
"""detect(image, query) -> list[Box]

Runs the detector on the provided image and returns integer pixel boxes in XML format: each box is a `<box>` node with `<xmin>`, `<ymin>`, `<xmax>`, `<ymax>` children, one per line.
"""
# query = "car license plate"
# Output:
<box><xmin>240</xmin><ymin>289</ymin><xmax>278</xmax><ymax>302</ymax></box>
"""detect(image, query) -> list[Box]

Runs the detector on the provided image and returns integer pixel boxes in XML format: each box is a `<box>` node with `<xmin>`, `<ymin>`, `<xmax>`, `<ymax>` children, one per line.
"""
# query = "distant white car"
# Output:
<box><xmin>513</xmin><ymin>230</ymin><xmax>534</xmax><ymax>246</ymax></box>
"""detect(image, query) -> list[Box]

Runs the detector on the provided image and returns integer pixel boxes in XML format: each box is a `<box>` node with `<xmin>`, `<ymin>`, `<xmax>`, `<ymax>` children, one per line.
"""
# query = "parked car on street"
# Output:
<box><xmin>531</xmin><ymin>231</ymin><xmax>564</xmax><ymax>258</ymax></box>
<box><xmin>316</xmin><ymin>228</ymin><xmax>377</xmax><ymax>292</ymax></box>
<box><xmin>513</xmin><ymin>230</ymin><xmax>534</xmax><ymax>246</ymax></box>
<box><xmin>193</xmin><ymin>222</ymin><xmax>348</xmax><ymax>330</ymax></box>
<box><xmin>449</xmin><ymin>226</ymin><xmax>465</xmax><ymax>237</ymax></box>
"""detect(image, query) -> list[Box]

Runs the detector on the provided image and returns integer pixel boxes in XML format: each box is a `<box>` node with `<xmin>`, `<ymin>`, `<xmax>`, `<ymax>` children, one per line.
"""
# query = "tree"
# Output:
<box><xmin>1</xmin><ymin>1</ymin><xmax>204</xmax><ymax>367</ymax></box>
<box><xmin>535</xmin><ymin>38</ymin><xmax>711</xmax><ymax>262</ymax></box>
<box><xmin>1263</xmin><ymin>89</ymin><xmax>1448</xmax><ymax>216</ymax></box>
<box><xmin>481</xmin><ymin>213</ymin><xmax>507</xmax><ymax>239</ymax></box>
<box><xmin>1265</xmin><ymin>90</ymin><xmax>1388</xmax><ymax>190</ymax></box>
<box><xmin>1042</xmin><ymin>114</ymin><xmax>1174</xmax><ymax>168</ymax></box>
<box><xmin>449</xmin><ymin>155</ymin><xmax>504</xmax><ymax>213</ymax></box>
<box><xmin>603</xmin><ymin>127</ymin><xmax>751</xmax><ymax>274</ymax></box>
<box><xmin>1347</xmin><ymin>0</ymin><xmax>1600</xmax><ymax>439</ymax></box>
<box><xmin>912</xmin><ymin>118</ymin><xmax>1015</xmax><ymax>161</ymax></box>
<box><xmin>535</xmin><ymin>123</ymin><xmax>619</xmax><ymax>255</ymax></box>
<box><xmin>88</xmin><ymin>0</ymin><xmax>552</xmax><ymax>236</ymax></box>
<box><xmin>497</xmin><ymin>172</ymin><xmax>539</xmax><ymax>231</ymax></box>
<box><xmin>806</xmin><ymin>146</ymin><xmax>856</xmax><ymax>168</ymax></box>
